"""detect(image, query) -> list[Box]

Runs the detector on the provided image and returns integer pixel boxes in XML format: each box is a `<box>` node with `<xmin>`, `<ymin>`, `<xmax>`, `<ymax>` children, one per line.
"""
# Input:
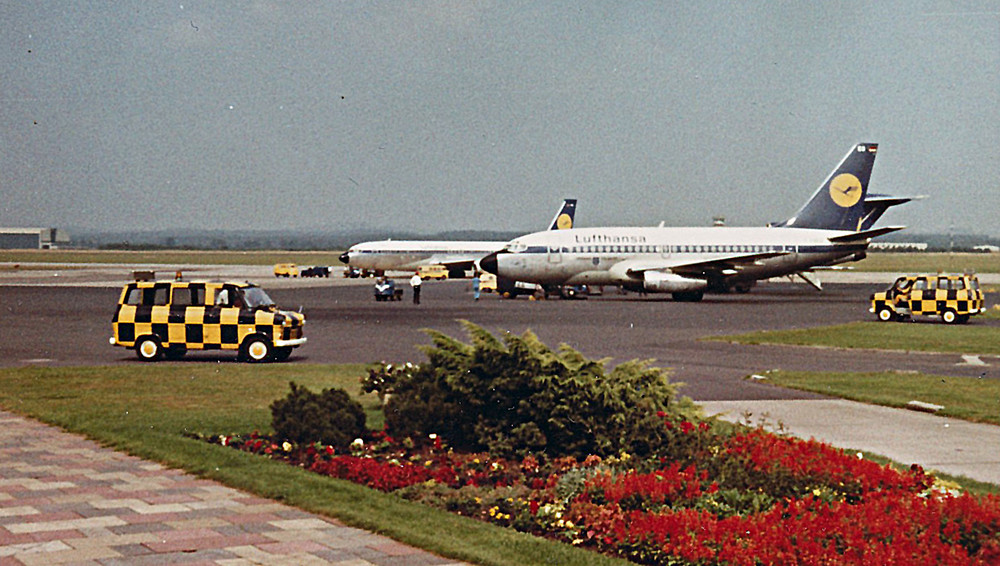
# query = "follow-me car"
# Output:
<box><xmin>870</xmin><ymin>273</ymin><xmax>985</xmax><ymax>324</ymax></box>
<box><xmin>110</xmin><ymin>280</ymin><xmax>306</xmax><ymax>362</ymax></box>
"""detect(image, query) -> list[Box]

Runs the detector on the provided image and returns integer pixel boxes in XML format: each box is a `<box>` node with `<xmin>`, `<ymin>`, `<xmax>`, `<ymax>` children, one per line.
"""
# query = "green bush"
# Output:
<box><xmin>383</xmin><ymin>321</ymin><xmax>700</xmax><ymax>459</ymax></box>
<box><xmin>270</xmin><ymin>382</ymin><xmax>366</xmax><ymax>449</ymax></box>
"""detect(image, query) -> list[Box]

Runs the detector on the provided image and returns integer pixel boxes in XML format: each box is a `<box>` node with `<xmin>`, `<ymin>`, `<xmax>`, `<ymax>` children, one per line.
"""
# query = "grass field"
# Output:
<box><xmin>4</xmin><ymin>250</ymin><xmax>1000</xmax><ymax>273</ymax></box>
<box><xmin>709</xmin><ymin>320</ymin><xmax>1000</xmax><ymax>356</ymax></box>
<box><xmin>759</xmin><ymin>370</ymin><xmax>1000</xmax><ymax>427</ymax></box>
<box><xmin>0</xmin><ymin>249</ymin><xmax>346</xmax><ymax>266</ymax></box>
<box><xmin>0</xmin><ymin>364</ymin><xmax>627</xmax><ymax>566</ymax></box>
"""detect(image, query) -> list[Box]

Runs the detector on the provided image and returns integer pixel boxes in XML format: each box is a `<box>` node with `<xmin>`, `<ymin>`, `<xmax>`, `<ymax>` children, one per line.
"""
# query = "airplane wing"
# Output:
<box><xmin>611</xmin><ymin>251</ymin><xmax>790</xmax><ymax>281</ymax></box>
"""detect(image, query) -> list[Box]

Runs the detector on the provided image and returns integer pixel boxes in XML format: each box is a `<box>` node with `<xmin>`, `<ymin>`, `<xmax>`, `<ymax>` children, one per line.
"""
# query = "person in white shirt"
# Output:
<box><xmin>409</xmin><ymin>273</ymin><xmax>422</xmax><ymax>304</ymax></box>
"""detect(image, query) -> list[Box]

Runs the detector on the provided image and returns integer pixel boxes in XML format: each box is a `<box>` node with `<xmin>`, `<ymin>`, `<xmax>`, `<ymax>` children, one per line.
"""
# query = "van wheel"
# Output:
<box><xmin>941</xmin><ymin>309</ymin><xmax>959</xmax><ymax>324</ymax></box>
<box><xmin>240</xmin><ymin>336</ymin><xmax>272</xmax><ymax>363</ymax></box>
<box><xmin>877</xmin><ymin>307</ymin><xmax>896</xmax><ymax>322</ymax></box>
<box><xmin>135</xmin><ymin>336</ymin><xmax>162</xmax><ymax>362</ymax></box>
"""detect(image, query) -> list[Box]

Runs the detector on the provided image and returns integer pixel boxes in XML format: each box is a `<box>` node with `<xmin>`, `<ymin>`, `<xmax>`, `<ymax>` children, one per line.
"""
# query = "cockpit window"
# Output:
<box><xmin>507</xmin><ymin>241</ymin><xmax>528</xmax><ymax>253</ymax></box>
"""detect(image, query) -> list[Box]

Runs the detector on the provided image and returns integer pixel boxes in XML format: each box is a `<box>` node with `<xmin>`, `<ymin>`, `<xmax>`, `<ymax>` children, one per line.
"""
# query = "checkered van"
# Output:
<box><xmin>110</xmin><ymin>280</ymin><xmax>306</xmax><ymax>362</ymax></box>
<box><xmin>870</xmin><ymin>273</ymin><xmax>985</xmax><ymax>324</ymax></box>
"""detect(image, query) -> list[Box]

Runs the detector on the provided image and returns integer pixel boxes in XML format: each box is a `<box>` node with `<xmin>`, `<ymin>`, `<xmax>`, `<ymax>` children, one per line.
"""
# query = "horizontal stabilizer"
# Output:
<box><xmin>827</xmin><ymin>226</ymin><xmax>906</xmax><ymax>243</ymax></box>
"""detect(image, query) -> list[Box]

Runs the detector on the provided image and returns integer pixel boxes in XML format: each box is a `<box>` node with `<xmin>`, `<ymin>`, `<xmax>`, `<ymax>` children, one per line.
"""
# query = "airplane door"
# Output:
<box><xmin>547</xmin><ymin>244</ymin><xmax>562</xmax><ymax>264</ymax></box>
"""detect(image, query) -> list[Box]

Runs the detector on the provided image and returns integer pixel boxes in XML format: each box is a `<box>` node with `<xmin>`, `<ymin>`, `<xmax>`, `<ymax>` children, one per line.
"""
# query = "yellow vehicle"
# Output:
<box><xmin>479</xmin><ymin>273</ymin><xmax>497</xmax><ymax>293</ymax></box>
<box><xmin>417</xmin><ymin>264</ymin><xmax>449</xmax><ymax>280</ymax></box>
<box><xmin>274</xmin><ymin>263</ymin><xmax>298</xmax><ymax>277</ymax></box>
<box><xmin>110</xmin><ymin>280</ymin><xmax>306</xmax><ymax>362</ymax></box>
<box><xmin>870</xmin><ymin>273</ymin><xmax>985</xmax><ymax>324</ymax></box>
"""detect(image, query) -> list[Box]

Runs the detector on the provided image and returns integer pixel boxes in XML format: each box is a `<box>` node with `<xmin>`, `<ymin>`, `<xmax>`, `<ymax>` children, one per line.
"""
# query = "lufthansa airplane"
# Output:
<box><xmin>480</xmin><ymin>143</ymin><xmax>913</xmax><ymax>301</ymax></box>
<box><xmin>339</xmin><ymin>199</ymin><xmax>577</xmax><ymax>277</ymax></box>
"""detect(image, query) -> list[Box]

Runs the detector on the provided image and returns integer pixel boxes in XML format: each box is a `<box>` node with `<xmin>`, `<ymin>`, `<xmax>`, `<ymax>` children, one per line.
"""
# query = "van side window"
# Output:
<box><xmin>153</xmin><ymin>284</ymin><xmax>170</xmax><ymax>306</ymax></box>
<box><xmin>125</xmin><ymin>287</ymin><xmax>142</xmax><ymax>305</ymax></box>
<box><xmin>913</xmin><ymin>278</ymin><xmax>928</xmax><ymax>291</ymax></box>
<box><xmin>938</xmin><ymin>277</ymin><xmax>949</xmax><ymax>290</ymax></box>
<box><xmin>172</xmin><ymin>285</ymin><xmax>206</xmax><ymax>306</ymax></box>
<box><xmin>953</xmin><ymin>278</ymin><xmax>965</xmax><ymax>290</ymax></box>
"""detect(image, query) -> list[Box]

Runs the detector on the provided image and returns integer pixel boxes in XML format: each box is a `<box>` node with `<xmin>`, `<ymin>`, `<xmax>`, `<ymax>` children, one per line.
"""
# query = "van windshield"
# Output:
<box><xmin>243</xmin><ymin>287</ymin><xmax>276</xmax><ymax>309</ymax></box>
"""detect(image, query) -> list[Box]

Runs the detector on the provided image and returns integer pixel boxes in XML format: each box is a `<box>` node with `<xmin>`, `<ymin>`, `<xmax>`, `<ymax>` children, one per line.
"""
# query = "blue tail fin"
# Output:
<box><xmin>780</xmin><ymin>143</ymin><xmax>878</xmax><ymax>231</ymax></box>
<box><xmin>548</xmin><ymin>199</ymin><xmax>577</xmax><ymax>230</ymax></box>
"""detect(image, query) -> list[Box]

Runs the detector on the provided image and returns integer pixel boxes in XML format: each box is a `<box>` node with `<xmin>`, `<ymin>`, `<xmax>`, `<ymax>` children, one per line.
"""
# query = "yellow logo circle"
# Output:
<box><xmin>829</xmin><ymin>173</ymin><xmax>862</xmax><ymax>207</ymax></box>
<box><xmin>556</xmin><ymin>213</ymin><xmax>573</xmax><ymax>229</ymax></box>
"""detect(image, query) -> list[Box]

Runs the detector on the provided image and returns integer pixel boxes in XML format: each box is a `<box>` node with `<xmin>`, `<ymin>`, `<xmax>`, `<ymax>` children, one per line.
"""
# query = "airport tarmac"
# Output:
<box><xmin>1</xmin><ymin>264</ymin><xmax>999</xmax><ymax>485</ymax></box>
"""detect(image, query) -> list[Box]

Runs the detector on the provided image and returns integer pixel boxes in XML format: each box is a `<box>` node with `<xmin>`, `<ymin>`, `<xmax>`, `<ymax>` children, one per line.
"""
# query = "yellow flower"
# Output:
<box><xmin>281</xmin><ymin>441</ymin><xmax>292</xmax><ymax>452</ymax></box>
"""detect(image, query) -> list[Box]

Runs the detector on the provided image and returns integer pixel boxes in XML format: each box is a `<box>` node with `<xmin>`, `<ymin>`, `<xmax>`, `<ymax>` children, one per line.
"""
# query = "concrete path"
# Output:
<box><xmin>703</xmin><ymin>399</ymin><xmax>1000</xmax><ymax>485</ymax></box>
<box><xmin>0</xmin><ymin>410</ymin><xmax>464</xmax><ymax>566</ymax></box>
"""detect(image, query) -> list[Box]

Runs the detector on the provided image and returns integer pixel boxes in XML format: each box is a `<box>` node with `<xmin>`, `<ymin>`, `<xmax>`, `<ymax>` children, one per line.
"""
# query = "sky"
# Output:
<box><xmin>2</xmin><ymin>1</ymin><xmax>998</xmax><ymax>236</ymax></box>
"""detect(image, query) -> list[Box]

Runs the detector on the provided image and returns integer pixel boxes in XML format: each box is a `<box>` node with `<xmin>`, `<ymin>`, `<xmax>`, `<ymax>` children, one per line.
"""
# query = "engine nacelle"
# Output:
<box><xmin>642</xmin><ymin>271</ymin><xmax>708</xmax><ymax>293</ymax></box>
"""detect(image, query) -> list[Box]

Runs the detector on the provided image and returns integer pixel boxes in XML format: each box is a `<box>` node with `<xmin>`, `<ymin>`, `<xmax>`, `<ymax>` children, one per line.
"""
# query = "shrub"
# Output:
<box><xmin>270</xmin><ymin>382</ymin><xmax>366</xmax><ymax>449</ymax></box>
<box><xmin>383</xmin><ymin>321</ymin><xmax>701</xmax><ymax>459</ymax></box>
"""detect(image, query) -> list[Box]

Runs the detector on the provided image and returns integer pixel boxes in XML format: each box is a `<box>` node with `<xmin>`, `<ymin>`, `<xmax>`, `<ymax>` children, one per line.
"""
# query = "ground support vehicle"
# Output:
<box><xmin>110</xmin><ymin>280</ymin><xmax>306</xmax><ymax>362</ymax></box>
<box><xmin>300</xmin><ymin>266</ymin><xmax>330</xmax><ymax>278</ymax></box>
<box><xmin>274</xmin><ymin>263</ymin><xmax>298</xmax><ymax>277</ymax></box>
<box><xmin>417</xmin><ymin>265</ymin><xmax>449</xmax><ymax>280</ymax></box>
<box><xmin>870</xmin><ymin>273</ymin><xmax>985</xmax><ymax>324</ymax></box>
<box><xmin>374</xmin><ymin>279</ymin><xmax>403</xmax><ymax>301</ymax></box>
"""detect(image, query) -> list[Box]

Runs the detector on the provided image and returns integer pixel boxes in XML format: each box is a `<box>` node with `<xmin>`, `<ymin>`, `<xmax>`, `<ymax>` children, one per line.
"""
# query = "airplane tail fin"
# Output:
<box><xmin>779</xmin><ymin>143</ymin><xmax>878</xmax><ymax>231</ymax></box>
<box><xmin>548</xmin><ymin>199</ymin><xmax>577</xmax><ymax>230</ymax></box>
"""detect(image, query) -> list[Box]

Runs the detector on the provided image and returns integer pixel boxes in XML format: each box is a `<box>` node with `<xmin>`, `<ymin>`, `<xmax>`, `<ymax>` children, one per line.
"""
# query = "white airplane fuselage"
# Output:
<box><xmin>342</xmin><ymin>240</ymin><xmax>506</xmax><ymax>272</ymax></box>
<box><xmin>492</xmin><ymin>226</ymin><xmax>867</xmax><ymax>288</ymax></box>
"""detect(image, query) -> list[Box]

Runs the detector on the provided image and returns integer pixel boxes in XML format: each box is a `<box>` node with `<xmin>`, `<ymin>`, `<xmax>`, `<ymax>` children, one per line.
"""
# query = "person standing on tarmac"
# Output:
<box><xmin>471</xmin><ymin>272</ymin><xmax>481</xmax><ymax>301</ymax></box>
<box><xmin>410</xmin><ymin>272</ymin><xmax>422</xmax><ymax>304</ymax></box>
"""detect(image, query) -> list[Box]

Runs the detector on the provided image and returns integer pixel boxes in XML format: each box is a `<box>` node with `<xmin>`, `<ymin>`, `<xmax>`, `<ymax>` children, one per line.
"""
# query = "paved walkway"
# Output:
<box><xmin>0</xmin><ymin>411</ymin><xmax>463</xmax><ymax>566</ymax></box>
<box><xmin>703</xmin><ymin>399</ymin><xmax>1000</xmax><ymax>485</ymax></box>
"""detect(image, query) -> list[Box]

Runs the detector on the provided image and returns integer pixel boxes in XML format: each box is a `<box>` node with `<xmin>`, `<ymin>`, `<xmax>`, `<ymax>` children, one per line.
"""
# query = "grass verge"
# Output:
<box><xmin>0</xmin><ymin>249</ymin><xmax>346</xmax><ymax>266</ymax></box>
<box><xmin>709</xmin><ymin>320</ymin><xmax>1000</xmax><ymax>356</ymax></box>
<box><xmin>0</xmin><ymin>364</ymin><xmax>627</xmax><ymax>566</ymax></box>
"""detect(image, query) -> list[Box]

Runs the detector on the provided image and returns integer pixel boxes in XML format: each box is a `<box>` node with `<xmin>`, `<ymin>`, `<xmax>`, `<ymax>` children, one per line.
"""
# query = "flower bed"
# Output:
<box><xmin>211</xmin><ymin>418</ymin><xmax>1000</xmax><ymax>565</ymax></box>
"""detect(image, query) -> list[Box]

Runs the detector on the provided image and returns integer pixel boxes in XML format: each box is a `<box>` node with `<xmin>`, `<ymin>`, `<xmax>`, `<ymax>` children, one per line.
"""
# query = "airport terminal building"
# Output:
<box><xmin>0</xmin><ymin>227</ymin><xmax>70</xmax><ymax>249</ymax></box>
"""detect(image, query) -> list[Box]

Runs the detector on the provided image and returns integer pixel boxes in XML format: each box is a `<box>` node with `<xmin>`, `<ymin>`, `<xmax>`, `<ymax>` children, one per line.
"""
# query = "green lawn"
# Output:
<box><xmin>0</xmin><ymin>249</ymin><xmax>346</xmax><ymax>266</ymax></box>
<box><xmin>710</xmin><ymin>320</ymin><xmax>1000</xmax><ymax>356</ymax></box>
<box><xmin>854</xmin><ymin>252</ymin><xmax>1000</xmax><ymax>273</ymax></box>
<box><xmin>760</xmin><ymin>370</ymin><xmax>1000</xmax><ymax>427</ymax></box>
<box><xmin>0</xmin><ymin>364</ymin><xmax>627</xmax><ymax>566</ymax></box>
<box><xmin>4</xmin><ymin>250</ymin><xmax>1000</xmax><ymax>273</ymax></box>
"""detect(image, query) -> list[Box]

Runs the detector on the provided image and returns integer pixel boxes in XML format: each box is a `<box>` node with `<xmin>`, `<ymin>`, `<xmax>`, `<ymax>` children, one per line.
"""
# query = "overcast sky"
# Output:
<box><xmin>3</xmin><ymin>2</ymin><xmax>998</xmax><ymax>236</ymax></box>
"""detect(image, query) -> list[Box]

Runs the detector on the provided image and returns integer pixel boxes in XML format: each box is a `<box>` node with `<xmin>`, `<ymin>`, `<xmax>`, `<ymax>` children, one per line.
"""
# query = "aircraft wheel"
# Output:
<box><xmin>240</xmin><ymin>336</ymin><xmax>273</xmax><ymax>363</ymax></box>
<box><xmin>941</xmin><ymin>309</ymin><xmax>959</xmax><ymax>324</ymax></box>
<box><xmin>135</xmin><ymin>336</ymin><xmax>163</xmax><ymax>362</ymax></box>
<box><xmin>877</xmin><ymin>307</ymin><xmax>896</xmax><ymax>322</ymax></box>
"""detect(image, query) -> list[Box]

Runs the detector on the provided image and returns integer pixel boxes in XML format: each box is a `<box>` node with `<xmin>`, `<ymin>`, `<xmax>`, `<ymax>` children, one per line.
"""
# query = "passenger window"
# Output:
<box><xmin>913</xmin><ymin>279</ymin><xmax>927</xmax><ymax>291</ymax></box>
<box><xmin>153</xmin><ymin>285</ymin><xmax>170</xmax><ymax>305</ymax></box>
<box><xmin>938</xmin><ymin>278</ymin><xmax>949</xmax><ymax>290</ymax></box>
<box><xmin>953</xmin><ymin>279</ymin><xmax>965</xmax><ymax>290</ymax></box>
<box><xmin>125</xmin><ymin>287</ymin><xmax>142</xmax><ymax>305</ymax></box>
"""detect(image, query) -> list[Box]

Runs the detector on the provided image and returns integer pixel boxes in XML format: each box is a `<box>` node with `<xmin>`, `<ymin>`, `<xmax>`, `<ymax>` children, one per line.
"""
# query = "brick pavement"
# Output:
<box><xmin>0</xmin><ymin>411</ymin><xmax>465</xmax><ymax>565</ymax></box>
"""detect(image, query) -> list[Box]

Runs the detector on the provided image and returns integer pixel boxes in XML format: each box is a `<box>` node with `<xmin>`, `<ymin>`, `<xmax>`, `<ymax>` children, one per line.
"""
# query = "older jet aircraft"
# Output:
<box><xmin>339</xmin><ymin>199</ymin><xmax>576</xmax><ymax>277</ymax></box>
<box><xmin>481</xmin><ymin>143</ymin><xmax>913</xmax><ymax>301</ymax></box>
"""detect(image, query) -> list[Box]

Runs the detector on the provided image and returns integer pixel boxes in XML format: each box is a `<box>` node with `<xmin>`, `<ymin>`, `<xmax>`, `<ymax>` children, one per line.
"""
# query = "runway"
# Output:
<box><xmin>1</xmin><ymin>269</ymin><xmax>996</xmax><ymax>402</ymax></box>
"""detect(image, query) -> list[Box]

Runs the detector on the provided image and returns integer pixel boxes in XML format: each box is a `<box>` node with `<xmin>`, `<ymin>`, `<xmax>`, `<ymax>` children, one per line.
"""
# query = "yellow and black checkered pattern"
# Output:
<box><xmin>111</xmin><ymin>281</ymin><xmax>304</xmax><ymax>352</ymax></box>
<box><xmin>906</xmin><ymin>287</ymin><xmax>983</xmax><ymax>316</ymax></box>
<box><xmin>871</xmin><ymin>274</ymin><xmax>985</xmax><ymax>321</ymax></box>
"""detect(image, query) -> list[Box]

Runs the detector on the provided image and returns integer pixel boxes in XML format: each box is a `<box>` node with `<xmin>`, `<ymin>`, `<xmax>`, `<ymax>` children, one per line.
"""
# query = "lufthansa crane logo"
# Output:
<box><xmin>828</xmin><ymin>173</ymin><xmax>862</xmax><ymax>208</ymax></box>
<box><xmin>555</xmin><ymin>213</ymin><xmax>573</xmax><ymax>229</ymax></box>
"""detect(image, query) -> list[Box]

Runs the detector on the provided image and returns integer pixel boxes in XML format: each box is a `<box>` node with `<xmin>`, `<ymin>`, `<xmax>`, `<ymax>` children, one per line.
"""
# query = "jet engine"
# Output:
<box><xmin>642</xmin><ymin>271</ymin><xmax>708</xmax><ymax>293</ymax></box>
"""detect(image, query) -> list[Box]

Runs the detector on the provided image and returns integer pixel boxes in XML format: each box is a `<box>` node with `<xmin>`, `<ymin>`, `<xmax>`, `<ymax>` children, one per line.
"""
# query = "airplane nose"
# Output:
<box><xmin>479</xmin><ymin>252</ymin><xmax>499</xmax><ymax>275</ymax></box>
<box><xmin>338</xmin><ymin>252</ymin><xmax>350</xmax><ymax>264</ymax></box>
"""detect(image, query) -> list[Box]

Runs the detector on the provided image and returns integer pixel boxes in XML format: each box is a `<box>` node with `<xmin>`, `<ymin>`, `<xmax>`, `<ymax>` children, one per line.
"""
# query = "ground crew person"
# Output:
<box><xmin>410</xmin><ymin>272</ymin><xmax>422</xmax><ymax>304</ymax></box>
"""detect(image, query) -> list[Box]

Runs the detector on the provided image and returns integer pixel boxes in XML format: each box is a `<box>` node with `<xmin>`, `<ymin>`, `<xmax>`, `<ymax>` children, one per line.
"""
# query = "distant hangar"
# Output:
<box><xmin>0</xmin><ymin>227</ymin><xmax>70</xmax><ymax>249</ymax></box>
